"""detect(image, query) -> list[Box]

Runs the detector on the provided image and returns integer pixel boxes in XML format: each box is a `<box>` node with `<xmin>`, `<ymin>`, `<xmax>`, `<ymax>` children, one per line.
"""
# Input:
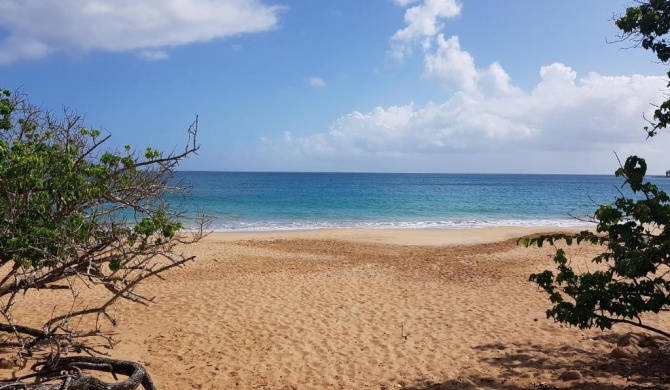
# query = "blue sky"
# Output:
<box><xmin>2</xmin><ymin>0</ymin><xmax>669</xmax><ymax>174</ymax></box>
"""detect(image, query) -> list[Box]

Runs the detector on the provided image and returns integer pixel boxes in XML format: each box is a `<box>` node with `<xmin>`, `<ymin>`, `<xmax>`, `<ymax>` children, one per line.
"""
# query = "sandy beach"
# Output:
<box><xmin>3</xmin><ymin>227</ymin><xmax>670</xmax><ymax>389</ymax></box>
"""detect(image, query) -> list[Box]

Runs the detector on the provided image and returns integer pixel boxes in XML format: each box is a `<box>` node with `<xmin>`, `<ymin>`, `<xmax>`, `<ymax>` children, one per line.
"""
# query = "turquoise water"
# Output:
<box><xmin>170</xmin><ymin>172</ymin><xmax>670</xmax><ymax>232</ymax></box>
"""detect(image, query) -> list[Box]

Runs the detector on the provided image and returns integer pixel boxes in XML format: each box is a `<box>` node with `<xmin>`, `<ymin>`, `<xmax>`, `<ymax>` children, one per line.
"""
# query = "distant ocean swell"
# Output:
<box><xmin>166</xmin><ymin>172</ymin><xmax>669</xmax><ymax>233</ymax></box>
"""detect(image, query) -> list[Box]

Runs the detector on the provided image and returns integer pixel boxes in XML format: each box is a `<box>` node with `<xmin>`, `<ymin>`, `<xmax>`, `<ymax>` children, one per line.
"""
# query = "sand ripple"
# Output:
<box><xmin>3</xmin><ymin>229</ymin><xmax>670</xmax><ymax>389</ymax></box>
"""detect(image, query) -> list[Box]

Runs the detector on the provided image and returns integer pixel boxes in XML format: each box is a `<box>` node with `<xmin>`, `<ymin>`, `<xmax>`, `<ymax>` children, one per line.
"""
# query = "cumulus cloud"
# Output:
<box><xmin>424</xmin><ymin>33</ymin><xmax>522</xmax><ymax>96</ymax></box>
<box><xmin>240</xmin><ymin>0</ymin><xmax>667</xmax><ymax>173</ymax></box>
<box><xmin>424</xmin><ymin>34</ymin><xmax>477</xmax><ymax>92</ymax></box>
<box><xmin>254</xmin><ymin>2</ymin><xmax>668</xmax><ymax>173</ymax></box>
<box><xmin>0</xmin><ymin>0</ymin><xmax>285</xmax><ymax>64</ymax></box>
<box><xmin>390</xmin><ymin>0</ymin><xmax>461</xmax><ymax>59</ymax></box>
<box><xmin>309</xmin><ymin>77</ymin><xmax>327</xmax><ymax>87</ymax></box>
<box><xmin>261</xmin><ymin>57</ymin><xmax>666</xmax><ymax>171</ymax></box>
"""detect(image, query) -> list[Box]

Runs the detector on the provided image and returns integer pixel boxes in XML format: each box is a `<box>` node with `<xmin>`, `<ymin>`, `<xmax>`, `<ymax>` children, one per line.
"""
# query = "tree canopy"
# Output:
<box><xmin>524</xmin><ymin>0</ymin><xmax>670</xmax><ymax>339</ymax></box>
<box><xmin>0</xmin><ymin>88</ymin><xmax>203</xmax><ymax>389</ymax></box>
<box><xmin>617</xmin><ymin>0</ymin><xmax>670</xmax><ymax>137</ymax></box>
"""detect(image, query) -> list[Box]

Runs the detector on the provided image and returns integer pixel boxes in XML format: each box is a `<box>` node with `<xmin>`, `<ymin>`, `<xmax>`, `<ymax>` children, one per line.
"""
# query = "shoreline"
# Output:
<box><xmin>199</xmin><ymin>218</ymin><xmax>596</xmax><ymax>233</ymax></box>
<box><xmin>200</xmin><ymin>225</ymin><xmax>590</xmax><ymax>246</ymax></box>
<box><xmin>7</xmin><ymin>224</ymin><xmax>666</xmax><ymax>389</ymax></box>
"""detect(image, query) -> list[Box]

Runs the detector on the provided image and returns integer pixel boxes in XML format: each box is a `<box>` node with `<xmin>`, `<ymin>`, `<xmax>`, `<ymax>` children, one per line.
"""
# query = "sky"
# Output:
<box><xmin>2</xmin><ymin>0</ymin><xmax>670</xmax><ymax>174</ymax></box>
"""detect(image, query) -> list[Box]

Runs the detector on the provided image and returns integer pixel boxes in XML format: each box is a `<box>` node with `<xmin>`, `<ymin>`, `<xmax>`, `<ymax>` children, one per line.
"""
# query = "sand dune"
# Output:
<box><xmin>3</xmin><ymin>227</ymin><xmax>670</xmax><ymax>389</ymax></box>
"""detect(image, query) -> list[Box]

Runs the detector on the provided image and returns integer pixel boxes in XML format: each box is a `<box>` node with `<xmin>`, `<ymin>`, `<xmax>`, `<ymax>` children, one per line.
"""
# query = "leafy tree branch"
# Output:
<box><xmin>0</xmin><ymin>87</ymin><xmax>205</xmax><ymax>389</ymax></box>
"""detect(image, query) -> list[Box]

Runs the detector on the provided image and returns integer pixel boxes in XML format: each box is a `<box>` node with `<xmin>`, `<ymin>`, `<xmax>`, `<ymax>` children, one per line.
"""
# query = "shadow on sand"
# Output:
<box><xmin>402</xmin><ymin>332</ymin><xmax>670</xmax><ymax>390</ymax></box>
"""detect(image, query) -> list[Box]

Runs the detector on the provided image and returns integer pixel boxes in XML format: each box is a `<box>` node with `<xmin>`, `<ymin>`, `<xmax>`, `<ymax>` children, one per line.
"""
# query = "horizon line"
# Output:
<box><xmin>173</xmin><ymin>170</ymin><xmax>669</xmax><ymax>176</ymax></box>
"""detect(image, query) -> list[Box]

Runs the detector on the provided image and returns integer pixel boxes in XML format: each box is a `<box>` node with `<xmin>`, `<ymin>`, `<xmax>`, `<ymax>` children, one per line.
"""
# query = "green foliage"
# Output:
<box><xmin>526</xmin><ymin>157</ymin><xmax>670</xmax><ymax>338</ymax></box>
<box><xmin>617</xmin><ymin>0</ymin><xmax>670</xmax><ymax>137</ymax></box>
<box><xmin>526</xmin><ymin>1</ymin><xmax>670</xmax><ymax>338</ymax></box>
<box><xmin>0</xmin><ymin>86</ymin><xmax>202</xmax><ymax>361</ymax></box>
<box><xmin>616</xmin><ymin>0</ymin><xmax>670</xmax><ymax>62</ymax></box>
<box><xmin>0</xmin><ymin>90</ymin><xmax>12</xmax><ymax>132</ymax></box>
<box><xmin>0</xmin><ymin>89</ymin><xmax>182</xmax><ymax>270</ymax></box>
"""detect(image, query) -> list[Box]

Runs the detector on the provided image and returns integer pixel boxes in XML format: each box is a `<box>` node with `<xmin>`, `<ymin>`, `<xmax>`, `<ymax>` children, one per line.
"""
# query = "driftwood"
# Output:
<box><xmin>0</xmin><ymin>356</ymin><xmax>156</xmax><ymax>390</ymax></box>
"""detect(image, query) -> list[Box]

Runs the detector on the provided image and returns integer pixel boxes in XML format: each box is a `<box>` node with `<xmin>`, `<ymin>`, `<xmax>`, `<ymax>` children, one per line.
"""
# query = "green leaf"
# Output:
<box><xmin>109</xmin><ymin>257</ymin><xmax>122</xmax><ymax>271</ymax></box>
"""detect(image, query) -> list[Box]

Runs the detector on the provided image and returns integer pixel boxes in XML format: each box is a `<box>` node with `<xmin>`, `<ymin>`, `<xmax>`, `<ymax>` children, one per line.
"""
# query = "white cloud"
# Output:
<box><xmin>0</xmin><ymin>0</ymin><xmax>285</xmax><ymax>64</ymax></box>
<box><xmin>424</xmin><ymin>34</ymin><xmax>524</xmax><ymax>97</ymax></box>
<box><xmin>0</xmin><ymin>36</ymin><xmax>53</xmax><ymax>64</ymax></box>
<box><xmin>424</xmin><ymin>34</ymin><xmax>477</xmax><ymax>92</ymax></box>
<box><xmin>260</xmin><ymin>54</ymin><xmax>667</xmax><ymax>172</ymax></box>
<box><xmin>390</xmin><ymin>0</ymin><xmax>462</xmax><ymax>60</ymax></box>
<box><xmin>250</xmin><ymin>3</ymin><xmax>669</xmax><ymax>173</ymax></box>
<box><xmin>393</xmin><ymin>0</ymin><xmax>420</xmax><ymax>6</ymax></box>
<box><xmin>309</xmin><ymin>77</ymin><xmax>327</xmax><ymax>87</ymax></box>
<box><xmin>137</xmin><ymin>49</ymin><xmax>170</xmax><ymax>61</ymax></box>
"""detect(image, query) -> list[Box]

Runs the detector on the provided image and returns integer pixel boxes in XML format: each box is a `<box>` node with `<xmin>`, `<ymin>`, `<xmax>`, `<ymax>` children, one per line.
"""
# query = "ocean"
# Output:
<box><xmin>170</xmin><ymin>172</ymin><xmax>670</xmax><ymax>232</ymax></box>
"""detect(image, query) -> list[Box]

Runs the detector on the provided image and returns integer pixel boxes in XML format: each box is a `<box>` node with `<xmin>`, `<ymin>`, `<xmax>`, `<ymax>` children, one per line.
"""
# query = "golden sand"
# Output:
<box><xmin>3</xmin><ymin>227</ymin><xmax>670</xmax><ymax>389</ymax></box>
